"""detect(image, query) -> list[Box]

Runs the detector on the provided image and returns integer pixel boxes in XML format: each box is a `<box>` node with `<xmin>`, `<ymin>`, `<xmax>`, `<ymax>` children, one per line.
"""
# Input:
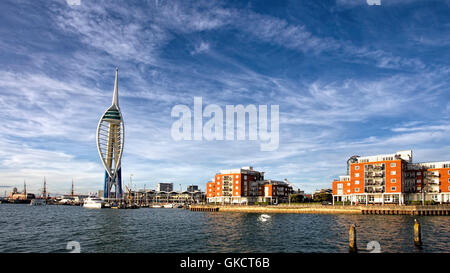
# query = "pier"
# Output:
<box><xmin>190</xmin><ymin>204</ymin><xmax>450</xmax><ymax>215</ymax></box>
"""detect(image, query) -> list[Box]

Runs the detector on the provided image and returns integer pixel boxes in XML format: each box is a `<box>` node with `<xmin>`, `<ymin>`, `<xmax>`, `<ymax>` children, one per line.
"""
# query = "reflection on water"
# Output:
<box><xmin>0</xmin><ymin>204</ymin><xmax>448</xmax><ymax>253</ymax></box>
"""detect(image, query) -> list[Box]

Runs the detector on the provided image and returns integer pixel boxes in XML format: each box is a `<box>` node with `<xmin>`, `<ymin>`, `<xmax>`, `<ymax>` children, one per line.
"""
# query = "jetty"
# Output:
<box><xmin>189</xmin><ymin>204</ymin><xmax>450</xmax><ymax>215</ymax></box>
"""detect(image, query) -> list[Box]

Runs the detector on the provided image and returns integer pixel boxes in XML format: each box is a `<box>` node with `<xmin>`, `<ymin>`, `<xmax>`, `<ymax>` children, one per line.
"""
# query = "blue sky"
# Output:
<box><xmin>0</xmin><ymin>0</ymin><xmax>449</xmax><ymax>195</ymax></box>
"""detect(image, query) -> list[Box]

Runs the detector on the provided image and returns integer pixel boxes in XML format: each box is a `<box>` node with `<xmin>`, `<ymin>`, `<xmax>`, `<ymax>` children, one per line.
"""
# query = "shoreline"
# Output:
<box><xmin>190</xmin><ymin>204</ymin><xmax>450</xmax><ymax>216</ymax></box>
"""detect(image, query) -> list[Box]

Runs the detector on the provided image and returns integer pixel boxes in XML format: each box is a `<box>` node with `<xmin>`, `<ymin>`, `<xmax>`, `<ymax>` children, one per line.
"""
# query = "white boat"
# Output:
<box><xmin>30</xmin><ymin>199</ymin><xmax>46</xmax><ymax>206</ymax></box>
<box><xmin>151</xmin><ymin>204</ymin><xmax>162</xmax><ymax>208</ymax></box>
<box><xmin>83</xmin><ymin>197</ymin><xmax>105</xmax><ymax>209</ymax></box>
<box><xmin>163</xmin><ymin>204</ymin><xmax>174</xmax><ymax>208</ymax></box>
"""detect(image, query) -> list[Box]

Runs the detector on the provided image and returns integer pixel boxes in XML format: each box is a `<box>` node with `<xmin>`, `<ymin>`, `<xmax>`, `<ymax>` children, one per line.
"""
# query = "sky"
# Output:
<box><xmin>0</xmin><ymin>0</ymin><xmax>450</xmax><ymax>195</ymax></box>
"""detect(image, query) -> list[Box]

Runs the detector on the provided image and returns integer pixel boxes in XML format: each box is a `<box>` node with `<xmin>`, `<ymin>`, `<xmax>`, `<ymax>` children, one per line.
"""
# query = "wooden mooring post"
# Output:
<box><xmin>349</xmin><ymin>224</ymin><xmax>357</xmax><ymax>253</ymax></box>
<box><xmin>414</xmin><ymin>219</ymin><xmax>422</xmax><ymax>247</ymax></box>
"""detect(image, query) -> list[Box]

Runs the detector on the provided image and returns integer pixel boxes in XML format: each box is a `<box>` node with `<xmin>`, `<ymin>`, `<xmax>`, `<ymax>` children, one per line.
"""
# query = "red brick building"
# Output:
<box><xmin>332</xmin><ymin>150</ymin><xmax>450</xmax><ymax>204</ymax></box>
<box><xmin>206</xmin><ymin>166</ymin><xmax>293</xmax><ymax>204</ymax></box>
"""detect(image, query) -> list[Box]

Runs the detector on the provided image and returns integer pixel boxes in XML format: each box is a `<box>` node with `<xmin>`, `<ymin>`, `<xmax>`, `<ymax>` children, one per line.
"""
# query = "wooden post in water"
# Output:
<box><xmin>414</xmin><ymin>219</ymin><xmax>422</xmax><ymax>247</ymax></box>
<box><xmin>349</xmin><ymin>224</ymin><xmax>357</xmax><ymax>253</ymax></box>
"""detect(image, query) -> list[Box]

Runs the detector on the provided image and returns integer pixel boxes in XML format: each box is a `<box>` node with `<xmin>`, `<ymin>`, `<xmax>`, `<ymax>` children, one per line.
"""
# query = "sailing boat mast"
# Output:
<box><xmin>71</xmin><ymin>179</ymin><xmax>74</xmax><ymax>196</ymax></box>
<box><xmin>43</xmin><ymin>177</ymin><xmax>47</xmax><ymax>199</ymax></box>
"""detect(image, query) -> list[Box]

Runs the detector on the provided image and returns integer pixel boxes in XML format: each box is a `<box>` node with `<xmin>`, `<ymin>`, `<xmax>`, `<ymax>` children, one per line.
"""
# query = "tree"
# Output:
<box><xmin>290</xmin><ymin>194</ymin><xmax>304</xmax><ymax>203</ymax></box>
<box><xmin>313</xmin><ymin>192</ymin><xmax>332</xmax><ymax>202</ymax></box>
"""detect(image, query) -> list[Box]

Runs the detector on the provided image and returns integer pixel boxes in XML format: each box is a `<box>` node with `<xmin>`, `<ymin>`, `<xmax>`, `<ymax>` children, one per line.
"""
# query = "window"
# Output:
<box><xmin>244</xmin><ymin>175</ymin><xmax>247</xmax><ymax>180</ymax></box>
<box><xmin>391</xmin><ymin>186</ymin><xmax>396</xmax><ymax>191</ymax></box>
<box><xmin>209</xmin><ymin>189</ymin><xmax>212</xmax><ymax>192</ymax></box>
<box><xmin>337</xmin><ymin>184</ymin><xmax>343</xmax><ymax>189</ymax></box>
<box><xmin>347</xmin><ymin>189</ymin><xmax>350</xmax><ymax>193</ymax></box>
<box><xmin>235</xmin><ymin>186</ymin><xmax>238</xmax><ymax>190</ymax></box>
<box><xmin>448</xmin><ymin>170</ymin><xmax>450</xmax><ymax>175</ymax></box>
<box><xmin>347</xmin><ymin>183</ymin><xmax>351</xmax><ymax>186</ymax></box>
<box><xmin>355</xmin><ymin>173</ymin><xmax>360</xmax><ymax>177</ymax></box>
<box><xmin>235</xmin><ymin>175</ymin><xmax>239</xmax><ymax>178</ymax></box>
<box><xmin>208</xmin><ymin>184</ymin><xmax>212</xmax><ymax>187</ymax></box>
<box><xmin>390</xmin><ymin>163</ymin><xmax>396</xmax><ymax>167</ymax></box>
<box><xmin>355</xmin><ymin>166</ymin><xmax>360</xmax><ymax>170</ymax></box>
<box><xmin>216</xmin><ymin>182</ymin><xmax>220</xmax><ymax>185</ymax></box>
<box><xmin>417</xmin><ymin>179</ymin><xmax>421</xmax><ymax>183</ymax></box>
<box><xmin>391</xmin><ymin>171</ymin><xmax>396</xmax><ymax>175</ymax></box>
<box><xmin>355</xmin><ymin>180</ymin><xmax>360</xmax><ymax>185</ymax></box>
<box><xmin>391</xmin><ymin>179</ymin><xmax>396</xmax><ymax>183</ymax></box>
<box><xmin>416</xmin><ymin>172</ymin><xmax>421</xmax><ymax>176</ymax></box>
<box><xmin>216</xmin><ymin>187</ymin><xmax>220</xmax><ymax>191</ymax></box>
<box><xmin>235</xmin><ymin>181</ymin><xmax>239</xmax><ymax>184</ymax></box>
<box><xmin>355</xmin><ymin>188</ymin><xmax>360</xmax><ymax>192</ymax></box>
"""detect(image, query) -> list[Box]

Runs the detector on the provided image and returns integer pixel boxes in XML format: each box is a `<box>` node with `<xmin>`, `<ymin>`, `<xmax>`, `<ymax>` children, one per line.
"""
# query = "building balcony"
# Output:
<box><xmin>365</xmin><ymin>189</ymin><xmax>384</xmax><ymax>193</ymax></box>
<box><xmin>365</xmin><ymin>182</ymin><xmax>384</xmax><ymax>186</ymax></box>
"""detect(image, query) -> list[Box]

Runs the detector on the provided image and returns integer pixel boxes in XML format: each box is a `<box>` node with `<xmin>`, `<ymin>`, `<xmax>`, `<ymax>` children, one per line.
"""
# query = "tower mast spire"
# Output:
<box><xmin>112</xmin><ymin>67</ymin><xmax>119</xmax><ymax>107</ymax></box>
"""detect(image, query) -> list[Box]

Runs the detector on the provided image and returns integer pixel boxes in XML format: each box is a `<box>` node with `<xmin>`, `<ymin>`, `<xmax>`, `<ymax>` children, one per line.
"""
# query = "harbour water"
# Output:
<box><xmin>0</xmin><ymin>204</ymin><xmax>448</xmax><ymax>253</ymax></box>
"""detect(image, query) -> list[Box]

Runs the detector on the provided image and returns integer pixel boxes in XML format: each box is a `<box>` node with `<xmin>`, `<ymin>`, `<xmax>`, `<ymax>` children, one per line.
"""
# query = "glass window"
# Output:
<box><xmin>355</xmin><ymin>166</ymin><xmax>360</xmax><ymax>170</ymax></box>
<box><xmin>355</xmin><ymin>180</ymin><xmax>360</xmax><ymax>185</ymax></box>
<box><xmin>355</xmin><ymin>188</ymin><xmax>359</xmax><ymax>192</ymax></box>
<box><xmin>390</xmin><ymin>163</ymin><xmax>396</xmax><ymax>167</ymax></box>
<box><xmin>391</xmin><ymin>179</ymin><xmax>396</xmax><ymax>183</ymax></box>
<box><xmin>391</xmin><ymin>186</ymin><xmax>396</xmax><ymax>191</ymax></box>
<box><xmin>355</xmin><ymin>173</ymin><xmax>360</xmax><ymax>177</ymax></box>
<box><xmin>391</xmin><ymin>171</ymin><xmax>396</xmax><ymax>175</ymax></box>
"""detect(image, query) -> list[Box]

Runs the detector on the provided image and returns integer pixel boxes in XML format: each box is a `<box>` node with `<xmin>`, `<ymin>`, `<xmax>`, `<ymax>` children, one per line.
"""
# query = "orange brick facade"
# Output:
<box><xmin>332</xmin><ymin>151</ymin><xmax>450</xmax><ymax>204</ymax></box>
<box><xmin>207</xmin><ymin>167</ymin><xmax>292</xmax><ymax>204</ymax></box>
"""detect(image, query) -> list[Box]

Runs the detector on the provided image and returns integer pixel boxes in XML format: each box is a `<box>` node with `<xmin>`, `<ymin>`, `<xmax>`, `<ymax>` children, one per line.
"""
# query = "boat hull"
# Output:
<box><xmin>83</xmin><ymin>203</ymin><xmax>104</xmax><ymax>209</ymax></box>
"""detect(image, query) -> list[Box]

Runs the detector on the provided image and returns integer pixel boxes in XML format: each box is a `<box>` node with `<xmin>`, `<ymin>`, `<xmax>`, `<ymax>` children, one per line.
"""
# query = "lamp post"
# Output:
<box><xmin>130</xmin><ymin>173</ymin><xmax>134</xmax><ymax>204</ymax></box>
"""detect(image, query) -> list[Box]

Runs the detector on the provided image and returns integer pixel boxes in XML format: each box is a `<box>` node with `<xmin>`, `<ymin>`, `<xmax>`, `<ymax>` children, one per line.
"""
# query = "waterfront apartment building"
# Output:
<box><xmin>206</xmin><ymin>166</ymin><xmax>293</xmax><ymax>204</ymax></box>
<box><xmin>157</xmin><ymin>183</ymin><xmax>173</xmax><ymax>192</ymax></box>
<box><xmin>332</xmin><ymin>150</ymin><xmax>450</xmax><ymax>204</ymax></box>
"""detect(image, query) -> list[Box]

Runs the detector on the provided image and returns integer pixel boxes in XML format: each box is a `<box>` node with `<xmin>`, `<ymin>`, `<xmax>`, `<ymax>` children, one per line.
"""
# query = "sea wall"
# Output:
<box><xmin>189</xmin><ymin>204</ymin><xmax>450</xmax><ymax>215</ymax></box>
